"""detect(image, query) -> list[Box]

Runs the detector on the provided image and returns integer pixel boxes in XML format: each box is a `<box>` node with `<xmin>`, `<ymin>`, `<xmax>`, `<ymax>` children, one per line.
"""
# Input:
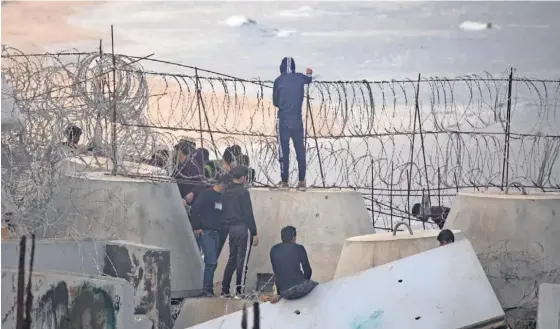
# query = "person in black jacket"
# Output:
<box><xmin>220</xmin><ymin>165</ymin><xmax>259</xmax><ymax>298</ymax></box>
<box><xmin>269</xmin><ymin>226</ymin><xmax>318</xmax><ymax>303</ymax></box>
<box><xmin>273</xmin><ymin>57</ymin><xmax>313</xmax><ymax>190</ymax></box>
<box><xmin>190</xmin><ymin>174</ymin><xmax>233</xmax><ymax>296</ymax></box>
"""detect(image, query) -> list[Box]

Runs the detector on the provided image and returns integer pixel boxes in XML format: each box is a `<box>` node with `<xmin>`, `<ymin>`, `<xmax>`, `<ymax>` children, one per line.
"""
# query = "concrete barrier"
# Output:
<box><xmin>189</xmin><ymin>239</ymin><xmax>505</xmax><ymax>329</ymax></box>
<box><xmin>59</xmin><ymin>155</ymin><xmax>168</xmax><ymax>176</ymax></box>
<box><xmin>1</xmin><ymin>238</ymin><xmax>107</xmax><ymax>275</ymax></box>
<box><xmin>537</xmin><ymin>283</ymin><xmax>560</xmax><ymax>329</ymax></box>
<box><xmin>104</xmin><ymin>240</ymin><xmax>172</xmax><ymax>329</ymax></box>
<box><xmin>2</xmin><ymin>239</ymin><xmax>173</xmax><ymax>328</ymax></box>
<box><xmin>172</xmin><ymin>298</ymin><xmax>246</xmax><ymax>329</ymax></box>
<box><xmin>334</xmin><ymin>228</ymin><xmax>464</xmax><ymax>279</ymax></box>
<box><xmin>215</xmin><ymin>188</ymin><xmax>375</xmax><ymax>292</ymax></box>
<box><xmin>444</xmin><ymin>192</ymin><xmax>560</xmax><ymax>321</ymax></box>
<box><xmin>1</xmin><ymin>267</ymin><xmax>135</xmax><ymax>329</ymax></box>
<box><xmin>46</xmin><ymin>171</ymin><xmax>203</xmax><ymax>299</ymax></box>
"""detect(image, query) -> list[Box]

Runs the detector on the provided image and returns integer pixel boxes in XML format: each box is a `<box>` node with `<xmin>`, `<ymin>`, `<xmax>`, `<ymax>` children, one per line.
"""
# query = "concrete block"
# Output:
<box><xmin>188</xmin><ymin>240</ymin><xmax>505</xmax><ymax>329</ymax></box>
<box><xmin>46</xmin><ymin>171</ymin><xmax>203</xmax><ymax>298</ymax></box>
<box><xmin>1</xmin><ymin>238</ymin><xmax>107</xmax><ymax>276</ymax></box>
<box><xmin>172</xmin><ymin>298</ymin><xmax>246</xmax><ymax>329</ymax></box>
<box><xmin>104</xmin><ymin>240</ymin><xmax>172</xmax><ymax>329</ymax></box>
<box><xmin>537</xmin><ymin>283</ymin><xmax>560</xmax><ymax>329</ymax></box>
<box><xmin>334</xmin><ymin>229</ymin><xmax>464</xmax><ymax>279</ymax></box>
<box><xmin>445</xmin><ymin>192</ymin><xmax>560</xmax><ymax>320</ymax></box>
<box><xmin>216</xmin><ymin>188</ymin><xmax>375</xmax><ymax>292</ymax></box>
<box><xmin>59</xmin><ymin>155</ymin><xmax>168</xmax><ymax>176</ymax></box>
<box><xmin>1</xmin><ymin>267</ymin><xmax>135</xmax><ymax>329</ymax></box>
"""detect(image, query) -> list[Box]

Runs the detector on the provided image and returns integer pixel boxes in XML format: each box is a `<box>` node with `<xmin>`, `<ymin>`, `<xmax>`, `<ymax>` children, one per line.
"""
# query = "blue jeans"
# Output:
<box><xmin>199</xmin><ymin>229</ymin><xmax>219</xmax><ymax>293</ymax></box>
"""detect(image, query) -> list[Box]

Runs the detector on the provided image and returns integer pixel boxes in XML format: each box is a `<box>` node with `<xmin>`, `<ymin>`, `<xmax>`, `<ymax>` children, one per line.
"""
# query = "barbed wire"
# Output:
<box><xmin>2</xmin><ymin>46</ymin><xmax>560</xmax><ymax>235</ymax></box>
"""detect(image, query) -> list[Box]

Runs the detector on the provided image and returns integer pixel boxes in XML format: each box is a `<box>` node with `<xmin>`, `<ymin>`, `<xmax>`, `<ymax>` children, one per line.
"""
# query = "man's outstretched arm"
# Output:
<box><xmin>299</xmin><ymin>68</ymin><xmax>313</xmax><ymax>84</ymax></box>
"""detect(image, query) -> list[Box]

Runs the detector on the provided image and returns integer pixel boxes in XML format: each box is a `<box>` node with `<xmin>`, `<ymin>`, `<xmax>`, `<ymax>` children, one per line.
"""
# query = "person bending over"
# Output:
<box><xmin>269</xmin><ymin>226</ymin><xmax>318</xmax><ymax>303</ymax></box>
<box><xmin>190</xmin><ymin>174</ymin><xmax>233</xmax><ymax>297</ymax></box>
<box><xmin>273</xmin><ymin>57</ymin><xmax>313</xmax><ymax>190</ymax></box>
<box><xmin>220</xmin><ymin>166</ymin><xmax>259</xmax><ymax>298</ymax></box>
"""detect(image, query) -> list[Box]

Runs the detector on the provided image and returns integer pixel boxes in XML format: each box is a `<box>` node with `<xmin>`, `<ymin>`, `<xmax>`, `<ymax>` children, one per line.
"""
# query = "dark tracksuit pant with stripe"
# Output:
<box><xmin>220</xmin><ymin>182</ymin><xmax>258</xmax><ymax>296</ymax></box>
<box><xmin>221</xmin><ymin>223</ymin><xmax>253</xmax><ymax>295</ymax></box>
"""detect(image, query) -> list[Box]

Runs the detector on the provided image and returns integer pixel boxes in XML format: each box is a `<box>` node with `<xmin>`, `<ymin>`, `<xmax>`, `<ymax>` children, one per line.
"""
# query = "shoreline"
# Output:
<box><xmin>1</xmin><ymin>1</ymin><xmax>102</xmax><ymax>53</ymax></box>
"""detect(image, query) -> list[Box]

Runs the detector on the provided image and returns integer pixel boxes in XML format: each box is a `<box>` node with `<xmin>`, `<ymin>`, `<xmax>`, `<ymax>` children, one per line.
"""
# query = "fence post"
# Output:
<box><xmin>110</xmin><ymin>25</ymin><xmax>117</xmax><ymax>175</ymax></box>
<box><xmin>194</xmin><ymin>68</ymin><xmax>204</xmax><ymax>149</ymax></box>
<box><xmin>407</xmin><ymin>74</ymin><xmax>422</xmax><ymax>225</ymax></box>
<box><xmin>370</xmin><ymin>159</ymin><xmax>375</xmax><ymax>227</ymax></box>
<box><xmin>501</xmin><ymin>68</ymin><xmax>514</xmax><ymax>190</ymax></box>
<box><xmin>306</xmin><ymin>86</ymin><xmax>325</xmax><ymax>187</ymax></box>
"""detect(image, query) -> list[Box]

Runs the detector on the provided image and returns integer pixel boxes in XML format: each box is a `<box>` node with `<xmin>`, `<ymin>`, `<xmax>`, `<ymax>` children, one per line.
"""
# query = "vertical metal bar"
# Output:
<box><xmin>195</xmin><ymin>68</ymin><xmax>204</xmax><ymax>149</ymax></box>
<box><xmin>501</xmin><ymin>68</ymin><xmax>514</xmax><ymax>189</ymax></box>
<box><xmin>407</xmin><ymin>74</ymin><xmax>421</xmax><ymax>225</ymax></box>
<box><xmin>23</xmin><ymin>234</ymin><xmax>35</xmax><ymax>329</ymax></box>
<box><xmin>406</xmin><ymin>169</ymin><xmax>411</xmax><ymax>226</ymax></box>
<box><xmin>437</xmin><ymin>167</ymin><xmax>442</xmax><ymax>206</ymax></box>
<box><xmin>415</xmin><ymin>74</ymin><xmax>432</xmax><ymax>213</ymax></box>
<box><xmin>15</xmin><ymin>236</ymin><xmax>26</xmax><ymax>329</ymax></box>
<box><xmin>306</xmin><ymin>87</ymin><xmax>325</xmax><ymax>187</ymax></box>
<box><xmin>370</xmin><ymin>159</ymin><xmax>375</xmax><ymax>228</ymax></box>
<box><xmin>390</xmin><ymin>162</ymin><xmax>394</xmax><ymax>229</ymax></box>
<box><xmin>110</xmin><ymin>25</ymin><xmax>118</xmax><ymax>175</ymax></box>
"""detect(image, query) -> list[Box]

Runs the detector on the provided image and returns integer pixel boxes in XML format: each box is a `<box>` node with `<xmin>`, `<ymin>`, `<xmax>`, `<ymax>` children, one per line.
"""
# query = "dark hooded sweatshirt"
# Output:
<box><xmin>173</xmin><ymin>148</ymin><xmax>207</xmax><ymax>200</ymax></box>
<box><xmin>221</xmin><ymin>182</ymin><xmax>257</xmax><ymax>237</ymax></box>
<box><xmin>273</xmin><ymin>57</ymin><xmax>313</xmax><ymax>123</ymax></box>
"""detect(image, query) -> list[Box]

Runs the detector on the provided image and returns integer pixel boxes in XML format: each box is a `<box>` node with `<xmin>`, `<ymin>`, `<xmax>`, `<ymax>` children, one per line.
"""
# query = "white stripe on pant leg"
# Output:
<box><xmin>239</xmin><ymin>229</ymin><xmax>252</xmax><ymax>293</ymax></box>
<box><xmin>276</xmin><ymin>118</ymin><xmax>283</xmax><ymax>161</ymax></box>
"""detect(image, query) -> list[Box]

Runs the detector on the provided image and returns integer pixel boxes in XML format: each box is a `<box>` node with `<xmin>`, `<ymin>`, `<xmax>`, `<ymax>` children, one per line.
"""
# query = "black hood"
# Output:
<box><xmin>280</xmin><ymin>57</ymin><xmax>296</xmax><ymax>74</ymax></box>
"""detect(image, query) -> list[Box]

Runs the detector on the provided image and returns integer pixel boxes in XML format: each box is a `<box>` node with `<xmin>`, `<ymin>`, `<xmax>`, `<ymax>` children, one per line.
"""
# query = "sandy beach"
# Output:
<box><xmin>1</xmin><ymin>1</ymin><xmax>102</xmax><ymax>52</ymax></box>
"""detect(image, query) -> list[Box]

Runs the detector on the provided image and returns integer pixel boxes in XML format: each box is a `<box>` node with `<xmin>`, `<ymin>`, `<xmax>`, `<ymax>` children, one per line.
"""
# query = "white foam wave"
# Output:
<box><xmin>459</xmin><ymin>21</ymin><xmax>492</xmax><ymax>31</ymax></box>
<box><xmin>508</xmin><ymin>23</ymin><xmax>549</xmax><ymax>29</ymax></box>
<box><xmin>222</xmin><ymin>15</ymin><xmax>257</xmax><ymax>27</ymax></box>
<box><xmin>277</xmin><ymin>6</ymin><xmax>314</xmax><ymax>17</ymax></box>
<box><xmin>275</xmin><ymin>29</ymin><xmax>297</xmax><ymax>37</ymax></box>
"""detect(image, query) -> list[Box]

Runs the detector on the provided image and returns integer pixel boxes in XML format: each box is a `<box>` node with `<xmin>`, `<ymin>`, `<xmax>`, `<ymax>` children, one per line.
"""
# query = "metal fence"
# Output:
<box><xmin>2</xmin><ymin>45</ymin><xmax>560</xmax><ymax>232</ymax></box>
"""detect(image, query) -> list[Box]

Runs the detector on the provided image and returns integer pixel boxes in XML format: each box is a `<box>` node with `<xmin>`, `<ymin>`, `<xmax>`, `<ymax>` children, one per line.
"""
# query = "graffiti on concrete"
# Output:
<box><xmin>103</xmin><ymin>244</ymin><xmax>171</xmax><ymax>329</ymax></box>
<box><xmin>35</xmin><ymin>281</ymin><xmax>119</xmax><ymax>329</ymax></box>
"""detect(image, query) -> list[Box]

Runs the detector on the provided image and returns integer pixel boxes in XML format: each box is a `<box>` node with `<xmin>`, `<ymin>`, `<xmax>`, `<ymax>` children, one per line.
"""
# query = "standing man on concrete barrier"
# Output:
<box><xmin>273</xmin><ymin>57</ymin><xmax>313</xmax><ymax>190</ymax></box>
<box><xmin>269</xmin><ymin>226</ymin><xmax>317</xmax><ymax>303</ymax></box>
<box><xmin>190</xmin><ymin>173</ymin><xmax>232</xmax><ymax>297</ymax></box>
<box><xmin>220</xmin><ymin>165</ymin><xmax>259</xmax><ymax>298</ymax></box>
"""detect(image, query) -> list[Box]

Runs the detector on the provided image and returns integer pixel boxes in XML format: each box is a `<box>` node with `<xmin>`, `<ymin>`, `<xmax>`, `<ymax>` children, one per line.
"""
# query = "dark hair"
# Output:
<box><xmin>201</xmin><ymin>148</ymin><xmax>210</xmax><ymax>162</ymax></box>
<box><xmin>230</xmin><ymin>165</ymin><xmax>249</xmax><ymax>179</ymax></box>
<box><xmin>281</xmin><ymin>226</ymin><xmax>297</xmax><ymax>243</ymax></box>
<box><xmin>177</xmin><ymin>141</ymin><xmax>195</xmax><ymax>156</ymax></box>
<box><xmin>65</xmin><ymin>125</ymin><xmax>82</xmax><ymax>139</ymax></box>
<box><xmin>411</xmin><ymin>203</ymin><xmax>421</xmax><ymax>216</ymax></box>
<box><xmin>437</xmin><ymin>229</ymin><xmax>455</xmax><ymax>243</ymax></box>
<box><xmin>223</xmin><ymin>145</ymin><xmax>243</xmax><ymax>165</ymax></box>
<box><xmin>240</xmin><ymin>154</ymin><xmax>250</xmax><ymax>167</ymax></box>
<box><xmin>217</xmin><ymin>173</ymin><xmax>233</xmax><ymax>185</ymax></box>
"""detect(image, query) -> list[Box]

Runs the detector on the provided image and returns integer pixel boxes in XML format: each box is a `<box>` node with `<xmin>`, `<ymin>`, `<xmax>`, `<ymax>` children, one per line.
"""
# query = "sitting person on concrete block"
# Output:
<box><xmin>269</xmin><ymin>226</ymin><xmax>318</xmax><ymax>304</ymax></box>
<box><xmin>190</xmin><ymin>173</ymin><xmax>233</xmax><ymax>297</ymax></box>
<box><xmin>437</xmin><ymin>229</ymin><xmax>455</xmax><ymax>246</ymax></box>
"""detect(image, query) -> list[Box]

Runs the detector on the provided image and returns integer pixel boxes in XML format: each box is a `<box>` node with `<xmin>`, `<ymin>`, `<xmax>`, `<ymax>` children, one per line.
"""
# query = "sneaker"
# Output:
<box><xmin>296</xmin><ymin>181</ymin><xmax>307</xmax><ymax>191</ymax></box>
<box><xmin>277</xmin><ymin>181</ymin><xmax>289</xmax><ymax>189</ymax></box>
<box><xmin>202</xmin><ymin>291</ymin><xmax>215</xmax><ymax>297</ymax></box>
<box><xmin>220</xmin><ymin>292</ymin><xmax>231</xmax><ymax>298</ymax></box>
